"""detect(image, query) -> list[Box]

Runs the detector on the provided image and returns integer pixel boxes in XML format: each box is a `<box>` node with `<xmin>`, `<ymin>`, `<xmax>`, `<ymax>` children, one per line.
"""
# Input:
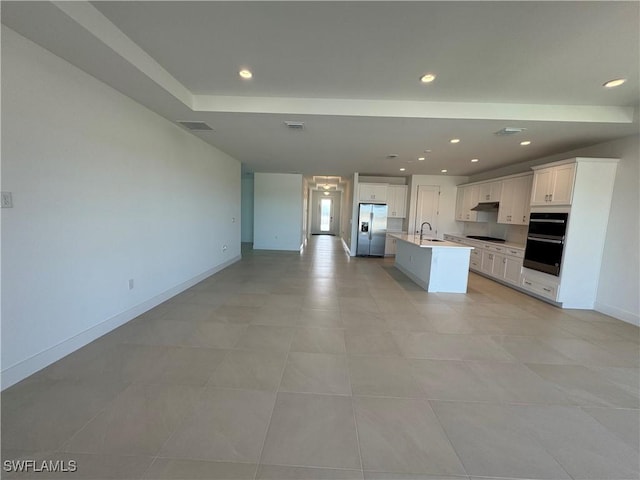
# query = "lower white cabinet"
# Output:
<box><xmin>385</xmin><ymin>234</ymin><xmax>398</xmax><ymax>256</ymax></box>
<box><xmin>521</xmin><ymin>269</ymin><xmax>559</xmax><ymax>301</ymax></box>
<box><xmin>504</xmin><ymin>256</ymin><xmax>523</xmax><ymax>285</ymax></box>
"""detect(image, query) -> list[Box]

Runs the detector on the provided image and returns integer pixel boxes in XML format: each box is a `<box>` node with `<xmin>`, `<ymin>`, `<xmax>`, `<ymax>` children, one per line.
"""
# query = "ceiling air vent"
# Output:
<box><xmin>284</xmin><ymin>121</ymin><xmax>305</xmax><ymax>130</ymax></box>
<box><xmin>178</xmin><ymin>121</ymin><xmax>213</xmax><ymax>131</ymax></box>
<box><xmin>494</xmin><ymin>127</ymin><xmax>526</xmax><ymax>136</ymax></box>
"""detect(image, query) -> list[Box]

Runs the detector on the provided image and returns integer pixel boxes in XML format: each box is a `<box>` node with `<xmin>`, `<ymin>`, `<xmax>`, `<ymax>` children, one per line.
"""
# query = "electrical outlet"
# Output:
<box><xmin>1</xmin><ymin>192</ymin><xmax>13</xmax><ymax>208</ymax></box>
<box><xmin>222</xmin><ymin>245</ymin><xmax>228</xmax><ymax>252</ymax></box>
<box><xmin>231</xmin><ymin>217</ymin><xmax>236</xmax><ymax>223</ymax></box>
<box><xmin>128</xmin><ymin>279</ymin><xmax>134</xmax><ymax>290</ymax></box>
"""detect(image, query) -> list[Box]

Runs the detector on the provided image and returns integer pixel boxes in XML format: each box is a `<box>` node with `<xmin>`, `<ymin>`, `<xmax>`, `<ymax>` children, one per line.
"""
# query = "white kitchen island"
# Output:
<box><xmin>390</xmin><ymin>233</ymin><xmax>474</xmax><ymax>293</ymax></box>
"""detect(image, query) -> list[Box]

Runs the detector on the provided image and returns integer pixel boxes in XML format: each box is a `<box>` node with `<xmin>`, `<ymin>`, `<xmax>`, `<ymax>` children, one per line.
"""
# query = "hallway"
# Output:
<box><xmin>3</xmin><ymin>236</ymin><xmax>639</xmax><ymax>479</ymax></box>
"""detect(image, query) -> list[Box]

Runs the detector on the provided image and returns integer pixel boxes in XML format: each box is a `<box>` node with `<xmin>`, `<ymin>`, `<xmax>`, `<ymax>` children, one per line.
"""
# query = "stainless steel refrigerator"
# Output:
<box><xmin>356</xmin><ymin>203</ymin><xmax>388</xmax><ymax>256</ymax></box>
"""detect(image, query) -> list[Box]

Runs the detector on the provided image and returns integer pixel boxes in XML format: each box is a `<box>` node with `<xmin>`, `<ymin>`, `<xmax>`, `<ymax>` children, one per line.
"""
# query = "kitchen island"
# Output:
<box><xmin>390</xmin><ymin>233</ymin><xmax>474</xmax><ymax>293</ymax></box>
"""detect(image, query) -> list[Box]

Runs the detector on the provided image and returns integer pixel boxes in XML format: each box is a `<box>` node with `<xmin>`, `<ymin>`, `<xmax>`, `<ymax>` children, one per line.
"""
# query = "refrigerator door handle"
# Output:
<box><xmin>369</xmin><ymin>212</ymin><xmax>373</xmax><ymax>240</ymax></box>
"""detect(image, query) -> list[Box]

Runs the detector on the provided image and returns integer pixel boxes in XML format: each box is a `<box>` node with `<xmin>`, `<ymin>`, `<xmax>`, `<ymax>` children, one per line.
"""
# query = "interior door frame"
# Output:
<box><xmin>414</xmin><ymin>185</ymin><xmax>441</xmax><ymax>236</ymax></box>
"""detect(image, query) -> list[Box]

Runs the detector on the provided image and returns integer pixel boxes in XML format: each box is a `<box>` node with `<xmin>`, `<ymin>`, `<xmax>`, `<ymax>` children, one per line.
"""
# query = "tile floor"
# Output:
<box><xmin>2</xmin><ymin>236</ymin><xmax>639</xmax><ymax>479</ymax></box>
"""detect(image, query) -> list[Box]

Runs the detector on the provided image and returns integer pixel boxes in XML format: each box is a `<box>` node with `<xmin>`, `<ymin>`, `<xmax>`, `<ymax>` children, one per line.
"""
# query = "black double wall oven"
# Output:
<box><xmin>523</xmin><ymin>212</ymin><xmax>569</xmax><ymax>276</ymax></box>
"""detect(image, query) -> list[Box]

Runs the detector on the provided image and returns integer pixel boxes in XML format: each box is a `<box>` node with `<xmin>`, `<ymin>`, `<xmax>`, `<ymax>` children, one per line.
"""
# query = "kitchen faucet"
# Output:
<box><xmin>419</xmin><ymin>222</ymin><xmax>432</xmax><ymax>239</ymax></box>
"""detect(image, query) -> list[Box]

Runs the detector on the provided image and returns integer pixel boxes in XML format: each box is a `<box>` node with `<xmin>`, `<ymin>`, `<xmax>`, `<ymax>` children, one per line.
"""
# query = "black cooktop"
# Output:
<box><xmin>466</xmin><ymin>235</ymin><xmax>506</xmax><ymax>243</ymax></box>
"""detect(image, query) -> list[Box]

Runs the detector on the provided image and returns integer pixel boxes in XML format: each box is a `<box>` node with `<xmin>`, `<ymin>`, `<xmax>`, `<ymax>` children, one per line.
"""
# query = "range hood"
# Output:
<box><xmin>470</xmin><ymin>202</ymin><xmax>500</xmax><ymax>212</ymax></box>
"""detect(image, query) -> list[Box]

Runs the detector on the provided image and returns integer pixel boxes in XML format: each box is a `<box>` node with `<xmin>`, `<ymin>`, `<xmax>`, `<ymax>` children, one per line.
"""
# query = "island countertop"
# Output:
<box><xmin>390</xmin><ymin>233</ymin><xmax>474</xmax><ymax>249</ymax></box>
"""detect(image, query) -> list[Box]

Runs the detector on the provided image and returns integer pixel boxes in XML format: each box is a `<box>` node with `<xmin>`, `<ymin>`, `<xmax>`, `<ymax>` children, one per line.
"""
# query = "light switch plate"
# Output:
<box><xmin>1</xmin><ymin>192</ymin><xmax>13</xmax><ymax>208</ymax></box>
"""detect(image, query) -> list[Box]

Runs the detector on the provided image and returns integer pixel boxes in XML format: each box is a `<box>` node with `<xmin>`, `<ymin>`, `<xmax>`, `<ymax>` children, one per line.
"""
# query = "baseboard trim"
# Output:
<box><xmin>341</xmin><ymin>237</ymin><xmax>352</xmax><ymax>256</ymax></box>
<box><xmin>594</xmin><ymin>302</ymin><xmax>640</xmax><ymax>326</ymax></box>
<box><xmin>1</xmin><ymin>255</ymin><xmax>241</xmax><ymax>390</ymax></box>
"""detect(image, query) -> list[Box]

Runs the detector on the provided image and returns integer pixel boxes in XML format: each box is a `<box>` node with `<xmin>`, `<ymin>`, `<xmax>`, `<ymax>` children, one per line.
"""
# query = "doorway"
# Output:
<box><xmin>414</xmin><ymin>185</ymin><xmax>440</xmax><ymax>236</ymax></box>
<box><xmin>310</xmin><ymin>191</ymin><xmax>341</xmax><ymax>235</ymax></box>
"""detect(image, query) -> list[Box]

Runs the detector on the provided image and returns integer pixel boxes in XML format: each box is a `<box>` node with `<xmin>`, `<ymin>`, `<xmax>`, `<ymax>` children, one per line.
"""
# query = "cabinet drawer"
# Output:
<box><xmin>505</xmin><ymin>247</ymin><xmax>524</xmax><ymax>258</ymax></box>
<box><xmin>470</xmin><ymin>249</ymin><xmax>482</xmax><ymax>260</ymax></box>
<box><xmin>484</xmin><ymin>244</ymin><xmax>505</xmax><ymax>253</ymax></box>
<box><xmin>521</xmin><ymin>275</ymin><xmax>557</xmax><ymax>301</ymax></box>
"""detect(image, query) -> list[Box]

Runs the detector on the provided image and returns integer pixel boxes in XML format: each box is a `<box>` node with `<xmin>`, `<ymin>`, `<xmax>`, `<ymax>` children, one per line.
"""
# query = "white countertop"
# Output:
<box><xmin>444</xmin><ymin>233</ymin><xmax>525</xmax><ymax>250</ymax></box>
<box><xmin>390</xmin><ymin>233</ymin><xmax>474</xmax><ymax>249</ymax></box>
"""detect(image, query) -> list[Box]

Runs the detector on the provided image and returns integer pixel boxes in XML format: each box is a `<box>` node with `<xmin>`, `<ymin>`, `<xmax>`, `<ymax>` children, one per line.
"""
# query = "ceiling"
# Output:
<box><xmin>2</xmin><ymin>1</ymin><xmax>638</xmax><ymax>179</ymax></box>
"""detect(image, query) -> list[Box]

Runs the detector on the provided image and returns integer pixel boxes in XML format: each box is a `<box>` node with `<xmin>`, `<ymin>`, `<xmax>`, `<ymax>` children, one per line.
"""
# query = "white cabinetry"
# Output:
<box><xmin>455</xmin><ymin>184</ymin><xmax>482</xmax><ymax>222</ymax></box>
<box><xmin>523</xmin><ymin>157</ymin><xmax>619</xmax><ymax>309</ymax></box>
<box><xmin>387</xmin><ymin>185</ymin><xmax>408</xmax><ymax>218</ymax></box>
<box><xmin>455</xmin><ymin>187</ymin><xmax>465</xmax><ymax>221</ymax></box>
<box><xmin>498</xmin><ymin>174</ymin><xmax>532</xmax><ymax>225</ymax></box>
<box><xmin>385</xmin><ymin>234</ymin><xmax>398</xmax><ymax>256</ymax></box>
<box><xmin>530</xmin><ymin>163</ymin><xmax>576</xmax><ymax>206</ymax></box>
<box><xmin>478</xmin><ymin>181</ymin><xmax>503</xmax><ymax>202</ymax></box>
<box><xmin>359</xmin><ymin>183</ymin><xmax>387</xmax><ymax>203</ymax></box>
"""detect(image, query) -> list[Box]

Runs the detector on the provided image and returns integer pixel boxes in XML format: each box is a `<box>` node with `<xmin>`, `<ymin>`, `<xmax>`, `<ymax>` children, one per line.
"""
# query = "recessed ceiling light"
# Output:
<box><xmin>424</xmin><ymin>149</ymin><xmax>431</xmax><ymax>153</ymax></box>
<box><xmin>399</xmin><ymin>168</ymin><xmax>406</xmax><ymax>171</ymax></box>
<box><xmin>239</xmin><ymin>69</ymin><xmax>253</xmax><ymax>79</ymax></box>
<box><xmin>441</xmin><ymin>169</ymin><xmax>448</xmax><ymax>173</ymax></box>
<box><xmin>420</xmin><ymin>73</ymin><xmax>436</xmax><ymax>84</ymax></box>
<box><xmin>450</xmin><ymin>139</ymin><xmax>460</xmax><ymax>144</ymax></box>
<box><xmin>603</xmin><ymin>78</ymin><xmax>626</xmax><ymax>88</ymax></box>
<box><xmin>471</xmin><ymin>158</ymin><xmax>479</xmax><ymax>163</ymax></box>
<box><xmin>520</xmin><ymin>140</ymin><xmax>531</xmax><ymax>146</ymax></box>
<box><xmin>418</xmin><ymin>157</ymin><xmax>425</xmax><ymax>161</ymax></box>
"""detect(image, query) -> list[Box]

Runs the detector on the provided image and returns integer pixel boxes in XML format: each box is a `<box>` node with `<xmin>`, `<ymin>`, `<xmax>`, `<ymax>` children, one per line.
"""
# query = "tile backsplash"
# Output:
<box><xmin>461</xmin><ymin>213</ymin><xmax>528</xmax><ymax>245</ymax></box>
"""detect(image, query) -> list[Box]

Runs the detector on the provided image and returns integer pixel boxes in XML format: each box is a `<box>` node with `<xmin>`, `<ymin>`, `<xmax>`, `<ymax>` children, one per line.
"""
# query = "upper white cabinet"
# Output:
<box><xmin>455</xmin><ymin>187</ymin><xmax>466</xmax><ymax>221</ymax></box>
<box><xmin>478</xmin><ymin>181</ymin><xmax>503</xmax><ymax>202</ymax></box>
<box><xmin>387</xmin><ymin>185</ymin><xmax>408</xmax><ymax>218</ymax></box>
<box><xmin>530</xmin><ymin>163</ymin><xmax>576</xmax><ymax>206</ymax></box>
<box><xmin>461</xmin><ymin>184</ymin><xmax>480</xmax><ymax>221</ymax></box>
<box><xmin>359</xmin><ymin>183</ymin><xmax>387</xmax><ymax>203</ymax></box>
<box><xmin>498</xmin><ymin>174</ymin><xmax>532</xmax><ymax>225</ymax></box>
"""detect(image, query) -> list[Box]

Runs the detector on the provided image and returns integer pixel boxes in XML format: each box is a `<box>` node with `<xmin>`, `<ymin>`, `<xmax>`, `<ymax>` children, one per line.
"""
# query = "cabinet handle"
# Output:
<box><xmin>549</xmin><ymin>194</ymin><xmax>553</xmax><ymax>202</ymax></box>
<box><xmin>523</xmin><ymin>216</ymin><xmax>526</xmax><ymax>222</ymax></box>
<box><xmin>524</xmin><ymin>281</ymin><xmax>532</xmax><ymax>286</ymax></box>
<box><xmin>503</xmin><ymin>258</ymin><xmax>506</xmax><ymax>264</ymax></box>
<box><xmin>543</xmin><ymin>287</ymin><xmax>552</xmax><ymax>293</ymax></box>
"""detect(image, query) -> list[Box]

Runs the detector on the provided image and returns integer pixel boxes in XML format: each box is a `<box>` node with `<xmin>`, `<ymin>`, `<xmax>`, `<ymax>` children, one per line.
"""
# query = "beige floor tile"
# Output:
<box><xmin>298</xmin><ymin>308</ymin><xmax>344</xmax><ymax>328</ymax></box>
<box><xmin>143</xmin><ymin>458</ymin><xmax>256</xmax><ymax>479</ymax></box>
<box><xmin>124</xmin><ymin>319</ymin><xmax>247</xmax><ymax>348</ymax></box>
<box><xmin>353</xmin><ymin>396</ymin><xmax>465</xmax><ymax>476</ymax></box>
<box><xmin>348</xmin><ymin>356</ymin><xmax>425</xmax><ymax>397</ymax></box>
<box><xmin>260</xmin><ymin>392</ymin><xmax>360</xmax><ymax>469</ymax></box>
<box><xmin>524</xmin><ymin>364</ymin><xmax>640</xmax><ymax>408</ymax></box>
<box><xmin>489</xmin><ymin>335</ymin><xmax>575</xmax><ymax>364</ymax></box>
<box><xmin>234</xmin><ymin>325</ymin><xmax>295</xmax><ymax>351</ymax></box>
<box><xmin>256</xmin><ymin>465</ymin><xmax>364</xmax><ymax>479</ymax></box>
<box><xmin>63</xmin><ymin>384</ymin><xmax>202</xmax><ymax>456</ymax></box>
<box><xmin>208</xmin><ymin>349</ymin><xmax>287</xmax><ymax>391</ymax></box>
<box><xmin>582</xmin><ymin>407</ymin><xmax>640</xmax><ymax>451</ymax></box>
<box><xmin>280</xmin><ymin>352</ymin><xmax>351</xmax><ymax>395</ymax></box>
<box><xmin>345</xmin><ymin>331</ymin><xmax>402</xmax><ymax>356</ymax></box>
<box><xmin>7</xmin><ymin>236</ymin><xmax>639</xmax><ymax>480</ymax></box>
<box><xmin>431</xmin><ymin>401</ymin><xmax>570</xmax><ymax>479</ymax></box>
<box><xmin>513</xmin><ymin>404</ymin><xmax>640</xmax><ymax>479</ymax></box>
<box><xmin>341</xmin><ymin>311</ymin><xmax>388</xmax><ymax>331</ymax></box>
<box><xmin>291</xmin><ymin>327</ymin><xmax>346</xmax><ymax>354</ymax></box>
<box><xmin>392</xmin><ymin>332</ymin><xmax>515</xmax><ymax>362</ymax></box>
<box><xmin>159</xmin><ymin>388</ymin><xmax>275</xmax><ymax>462</ymax></box>
<box><xmin>365</xmin><ymin>474</ymin><xmax>468</xmax><ymax>480</ymax></box>
<box><xmin>2</xmin><ymin>379</ymin><xmax>126</xmax><ymax>452</ymax></box>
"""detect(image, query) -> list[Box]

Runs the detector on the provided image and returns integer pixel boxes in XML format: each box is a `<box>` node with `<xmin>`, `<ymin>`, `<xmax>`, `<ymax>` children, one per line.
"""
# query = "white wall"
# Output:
<box><xmin>253</xmin><ymin>173</ymin><xmax>303</xmax><ymax>251</ymax></box>
<box><xmin>1</xmin><ymin>27</ymin><xmax>242</xmax><ymax>388</ymax></box>
<box><xmin>469</xmin><ymin>134</ymin><xmax>639</xmax><ymax>325</ymax></box>
<box><xmin>407</xmin><ymin>175</ymin><xmax>469</xmax><ymax>237</ymax></box>
<box><xmin>241</xmin><ymin>175</ymin><xmax>254</xmax><ymax>243</ymax></box>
